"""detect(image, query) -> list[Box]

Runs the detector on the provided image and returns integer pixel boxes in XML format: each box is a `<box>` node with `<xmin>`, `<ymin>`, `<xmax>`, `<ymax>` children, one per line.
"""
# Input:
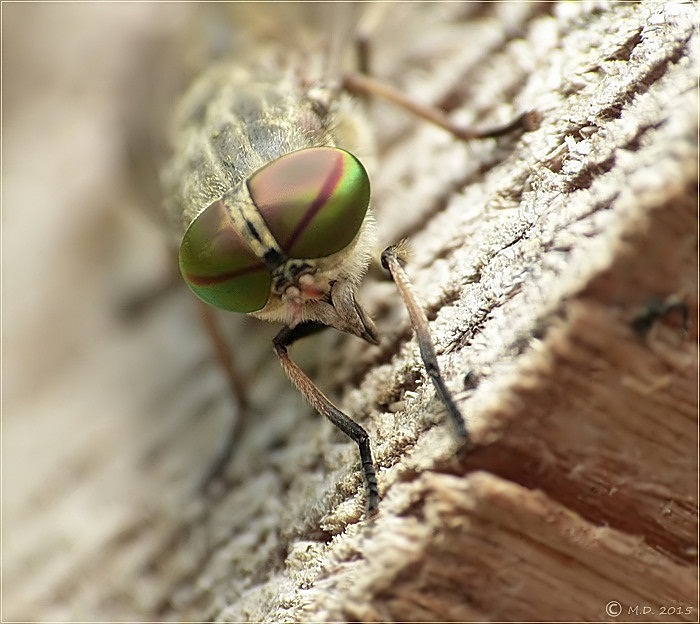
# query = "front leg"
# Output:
<box><xmin>381</xmin><ymin>243</ymin><xmax>471</xmax><ymax>446</ymax></box>
<box><xmin>273</xmin><ymin>323</ymin><xmax>380</xmax><ymax>515</ymax></box>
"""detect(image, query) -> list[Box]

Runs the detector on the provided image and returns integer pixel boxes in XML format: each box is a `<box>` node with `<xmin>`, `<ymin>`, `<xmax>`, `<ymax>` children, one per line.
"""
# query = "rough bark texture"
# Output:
<box><xmin>3</xmin><ymin>2</ymin><xmax>697</xmax><ymax>622</ymax></box>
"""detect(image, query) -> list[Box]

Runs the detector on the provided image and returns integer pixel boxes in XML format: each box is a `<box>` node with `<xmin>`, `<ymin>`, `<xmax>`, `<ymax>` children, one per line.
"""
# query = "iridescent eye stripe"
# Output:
<box><xmin>282</xmin><ymin>151</ymin><xmax>344</xmax><ymax>253</ymax></box>
<box><xmin>186</xmin><ymin>262</ymin><xmax>265</xmax><ymax>286</ymax></box>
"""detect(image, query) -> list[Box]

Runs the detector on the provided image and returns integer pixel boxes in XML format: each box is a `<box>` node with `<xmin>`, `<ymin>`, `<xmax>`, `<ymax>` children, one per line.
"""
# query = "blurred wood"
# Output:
<box><xmin>3</xmin><ymin>2</ymin><xmax>697</xmax><ymax>622</ymax></box>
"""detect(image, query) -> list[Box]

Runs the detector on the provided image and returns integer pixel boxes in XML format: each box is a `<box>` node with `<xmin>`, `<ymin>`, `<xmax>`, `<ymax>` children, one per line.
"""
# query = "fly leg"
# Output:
<box><xmin>273</xmin><ymin>322</ymin><xmax>380</xmax><ymax>515</ymax></box>
<box><xmin>381</xmin><ymin>243</ymin><xmax>472</xmax><ymax>447</ymax></box>
<box><xmin>343</xmin><ymin>71</ymin><xmax>539</xmax><ymax>141</ymax></box>
<box><xmin>196</xmin><ymin>300</ymin><xmax>251</xmax><ymax>492</ymax></box>
<box><xmin>197</xmin><ymin>301</ymin><xmax>250</xmax><ymax>410</ymax></box>
<box><xmin>116</xmin><ymin>250</ymin><xmax>251</xmax><ymax>490</ymax></box>
<box><xmin>344</xmin><ymin>9</ymin><xmax>538</xmax><ymax>142</ymax></box>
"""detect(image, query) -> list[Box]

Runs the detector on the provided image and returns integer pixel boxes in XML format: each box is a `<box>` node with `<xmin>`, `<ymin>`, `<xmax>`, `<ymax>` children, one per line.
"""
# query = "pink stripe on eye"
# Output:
<box><xmin>283</xmin><ymin>151</ymin><xmax>344</xmax><ymax>253</ymax></box>
<box><xmin>186</xmin><ymin>263</ymin><xmax>264</xmax><ymax>286</ymax></box>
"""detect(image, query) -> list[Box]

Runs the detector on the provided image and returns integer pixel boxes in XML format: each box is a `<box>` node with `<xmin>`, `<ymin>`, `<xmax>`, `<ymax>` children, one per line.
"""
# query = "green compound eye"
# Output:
<box><xmin>179</xmin><ymin>199</ymin><xmax>272</xmax><ymax>312</ymax></box>
<box><xmin>179</xmin><ymin>147</ymin><xmax>371</xmax><ymax>314</ymax></box>
<box><xmin>247</xmin><ymin>147</ymin><xmax>370</xmax><ymax>259</ymax></box>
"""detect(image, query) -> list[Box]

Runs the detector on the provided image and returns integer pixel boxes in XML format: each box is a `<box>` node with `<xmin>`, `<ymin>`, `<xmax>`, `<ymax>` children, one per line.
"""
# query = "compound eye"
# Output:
<box><xmin>247</xmin><ymin>147</ymin><xmax>370</xmax><ymax>259</ymax></box>
<box><xmin>179</xmin><ymin>199</ymin><xmax>272</xmax><ymax>312</ymax></box>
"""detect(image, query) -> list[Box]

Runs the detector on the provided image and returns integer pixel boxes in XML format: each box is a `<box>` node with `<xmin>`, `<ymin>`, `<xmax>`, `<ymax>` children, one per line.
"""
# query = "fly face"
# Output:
<box><xmin>165</xmin><ymin>67</ymin><xmax>379</xmax><ymax>341</ymax></box>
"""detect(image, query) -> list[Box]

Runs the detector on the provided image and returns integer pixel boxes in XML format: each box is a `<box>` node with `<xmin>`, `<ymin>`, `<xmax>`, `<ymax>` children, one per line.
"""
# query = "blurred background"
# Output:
<box><xmin>1</xmin><ymin>4</ymin><xmax>278</xmax><ymax>619</ymax></box>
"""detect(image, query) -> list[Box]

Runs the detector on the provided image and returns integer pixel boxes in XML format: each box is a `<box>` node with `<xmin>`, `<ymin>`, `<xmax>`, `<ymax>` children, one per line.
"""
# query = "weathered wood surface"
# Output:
<box><xmin>3</xmin><ymin>2</ymin><xmax>697</xmax><ymax>622</ymax></box>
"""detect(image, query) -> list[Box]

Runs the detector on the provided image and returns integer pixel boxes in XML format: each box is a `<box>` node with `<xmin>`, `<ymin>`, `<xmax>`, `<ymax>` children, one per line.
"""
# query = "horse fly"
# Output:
<box><xmin>160</xmin><ymin>5</ymin><xmax>532</xmax><ymax>515</ymax></box>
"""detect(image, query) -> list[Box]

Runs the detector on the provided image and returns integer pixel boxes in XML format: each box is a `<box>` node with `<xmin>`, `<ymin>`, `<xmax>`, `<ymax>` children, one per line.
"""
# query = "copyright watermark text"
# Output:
<box><xmin>605</xmin><ymin>601</ymin><xmax>695</xmax><ymax>618</ymax></box>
